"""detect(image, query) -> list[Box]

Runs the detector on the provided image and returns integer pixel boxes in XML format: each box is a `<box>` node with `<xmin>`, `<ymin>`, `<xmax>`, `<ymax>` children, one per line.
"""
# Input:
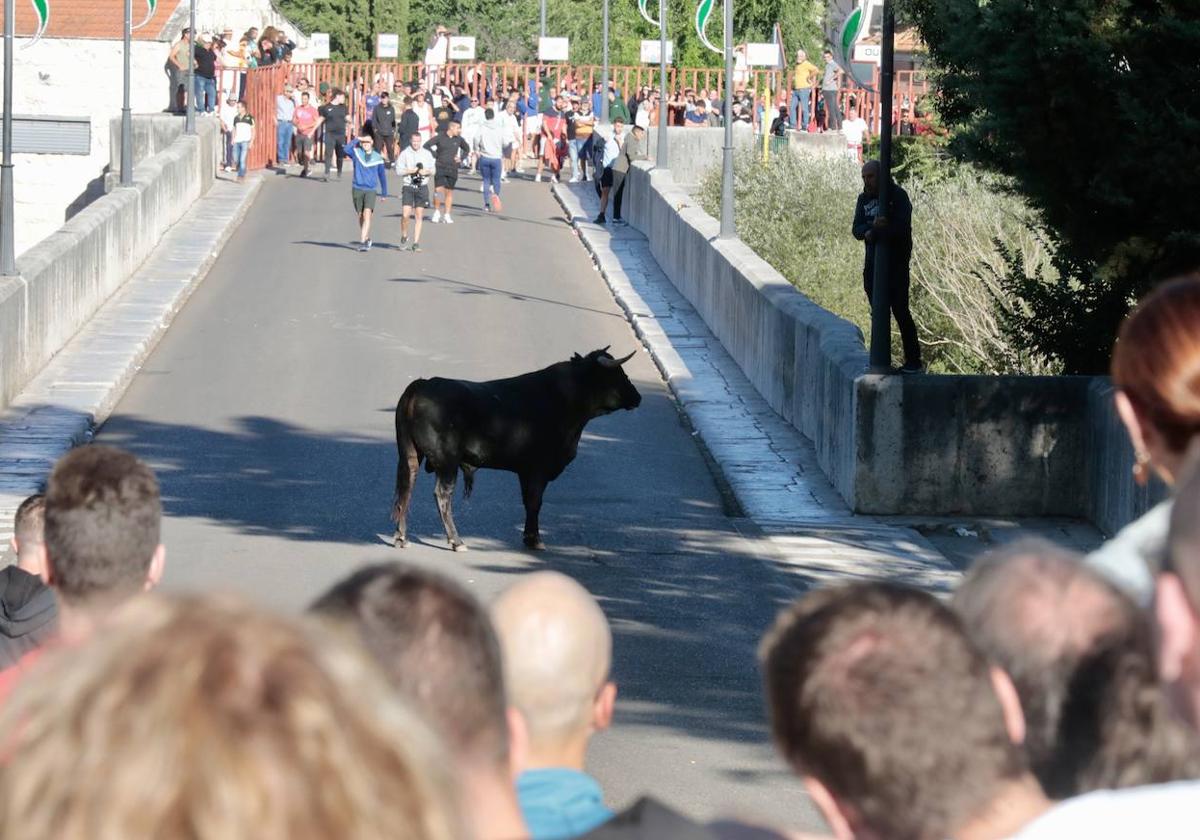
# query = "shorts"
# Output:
<box><xmin>524</xmin><ymin>113</ymin><xmax>542</xmax><ymax>135</ymax></box>
<box><xmin>352</xmin><ymin>188</ymin><xmax>377</xmax><ymax>213</ymax></box>
<box><xmin>434</xmin><ymin>169</ymin><xmax>458</xmax><ymax>189</ymax></box>
<box><xmin>599</xmin><ymin>166</ymin><xmax>614</xmax><ymax>188</ymax></box>
<box><xmin>402</xmin><ymin>183</ymin><xmax>430</xmax><ymax>208</ymax></box>
<box><xmin>502</xmin><ymin>142</ymin><xmax>514</xmax><ymax>157</ymax></box>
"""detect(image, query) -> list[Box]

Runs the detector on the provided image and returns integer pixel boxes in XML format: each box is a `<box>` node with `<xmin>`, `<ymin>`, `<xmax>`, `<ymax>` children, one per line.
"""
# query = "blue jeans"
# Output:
<box><xmin>789</xmin><ymin>89</ymin><xmax>811</xmax><ymax>131</ymax></box>
<box><xmin>276</xmin><ymin>121</ymin><xmax>294</xmax><ymax>166</ymax></box>
<box><xmin>194</xmin><ymin>75</ymin><xmax>216</xmax><ymax>112</ymax></box>
<box><xmin>233</xmin><ymin>141</ymin><xmax>250</xmax><ymax>177</ymax></box>
<box><xmin>479</xmin><ymin>156</ymin><xmax>502</xmax><ymax>206</ymax></box>
<box><xmin>568</xmin><ymin>138</ymin><xmax>589</xmax><ymax>179</ymax></box>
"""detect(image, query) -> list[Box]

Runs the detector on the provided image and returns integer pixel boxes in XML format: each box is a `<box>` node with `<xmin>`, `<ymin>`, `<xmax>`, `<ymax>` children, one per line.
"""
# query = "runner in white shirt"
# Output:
<box><xmin>499</xmin><ymin>99</ymin><xmax>522</xmax><ymax>181</ymax></box>
<box><xmin>395</xmin><ymin>133</ymin><xmax>436</xmax><ymax>252</ymax></box>
<box><xmin>460</xmin><ymin>98</ymin><xmax>486</xmax><ymax>166</ymax></box>
<box><xmin>842</xmin><ymin>107</ymin><xmax>869</xmax><ymax>163</ymax></box>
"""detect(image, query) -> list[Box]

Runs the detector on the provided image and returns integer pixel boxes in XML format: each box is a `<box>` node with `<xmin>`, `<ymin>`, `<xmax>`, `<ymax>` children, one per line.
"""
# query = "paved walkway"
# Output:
<box><xmin>554</xmin><ymin>180</ymin><xmax>961</xmax><ymax>592</ymax></box>
<box><xmin>0</xmin><ymin>174</ymin><xmax>265</xmax><ymax>546</ymax></box>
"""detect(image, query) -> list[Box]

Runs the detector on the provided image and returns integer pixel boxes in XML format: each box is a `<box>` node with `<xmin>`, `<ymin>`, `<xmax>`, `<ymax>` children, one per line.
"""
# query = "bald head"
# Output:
<box><xmin>492</xmin><ymin>572</ymin><xmax>612</xmax><ymax>750</ymax></box>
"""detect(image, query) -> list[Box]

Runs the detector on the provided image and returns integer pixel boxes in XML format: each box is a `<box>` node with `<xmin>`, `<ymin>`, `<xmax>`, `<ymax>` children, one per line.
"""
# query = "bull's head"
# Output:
<box><xmin>572</xmin><ymin>347</ymin><xmax>643</xmax><ymax>416</ymax></box>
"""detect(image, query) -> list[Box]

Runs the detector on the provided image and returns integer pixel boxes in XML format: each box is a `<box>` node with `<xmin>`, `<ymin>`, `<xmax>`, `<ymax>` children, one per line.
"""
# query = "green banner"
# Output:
<box><xmin>694</xmin><ymin>0</ymin><xmax>722</xmax><ymax>55</ymax></box>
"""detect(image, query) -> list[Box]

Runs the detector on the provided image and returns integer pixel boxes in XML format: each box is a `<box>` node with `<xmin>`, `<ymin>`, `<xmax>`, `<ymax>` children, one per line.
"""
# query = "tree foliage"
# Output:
<box><xmin>900</xmin><ymin>0</ymin><xmax>1200</xmax><ymax>374</ymax></box>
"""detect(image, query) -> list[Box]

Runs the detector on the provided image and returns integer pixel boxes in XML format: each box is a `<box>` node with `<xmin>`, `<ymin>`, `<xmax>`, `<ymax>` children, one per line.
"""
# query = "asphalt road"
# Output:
<box><xmin>97</xmin><ymin>168</ymin><xmax>825</xmax><ymax>831</ymax></box>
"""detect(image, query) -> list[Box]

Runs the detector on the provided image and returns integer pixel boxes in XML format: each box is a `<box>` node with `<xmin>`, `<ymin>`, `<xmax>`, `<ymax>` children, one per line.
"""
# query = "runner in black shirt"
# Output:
<box><xmin>318</xmin><ymin>90</ymin><xmax>350</xmax><ymax>181</ymax></box>
<box><xmin>424</xmin><ymin>121</ymin><xmax>470</xmax><ymax>224</ymax></box>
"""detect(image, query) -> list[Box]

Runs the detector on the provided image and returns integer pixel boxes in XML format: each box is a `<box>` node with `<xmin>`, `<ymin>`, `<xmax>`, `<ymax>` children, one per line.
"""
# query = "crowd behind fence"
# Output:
<box><xmin>241</xmin><ymin>61</ymin><xmax>930</xmax><ymax>172</ymax></box>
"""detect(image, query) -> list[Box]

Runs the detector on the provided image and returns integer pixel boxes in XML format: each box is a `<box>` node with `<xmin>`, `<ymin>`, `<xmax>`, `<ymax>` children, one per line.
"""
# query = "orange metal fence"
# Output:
<box><xmin>240</xmin><ymin>61</ymin><xmax>929</xmax><ymax>171</ymax></box>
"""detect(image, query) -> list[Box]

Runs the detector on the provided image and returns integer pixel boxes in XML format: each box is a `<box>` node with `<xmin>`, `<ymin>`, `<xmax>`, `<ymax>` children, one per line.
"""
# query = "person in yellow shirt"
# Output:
<box><xmin>789</xmin><ymin>49</ymin><xmax>820</xmax><ymax>131</ymax></box>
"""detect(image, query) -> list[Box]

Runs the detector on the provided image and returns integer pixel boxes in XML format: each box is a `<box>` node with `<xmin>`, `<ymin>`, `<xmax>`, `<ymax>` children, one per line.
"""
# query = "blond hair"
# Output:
<box><xmin>0</xmin><ymin>594</ymin><xmax>464</xmax><ymax>840</ymax></box>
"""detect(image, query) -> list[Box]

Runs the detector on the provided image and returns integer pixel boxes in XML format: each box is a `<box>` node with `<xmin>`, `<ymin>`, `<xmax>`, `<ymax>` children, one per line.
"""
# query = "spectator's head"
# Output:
<box><xmin>359</xmin><ymin>133</ymin><xmax>375</xmax><ymax>152</ymax></box>
<box><xmin>847</xmin><ymin>107</ymin><xmax>858</xmax><ymax>120</ymax></box>
<box><xmin>448</xmin><ymin>120</ymin><xmax>461</xmax><ymax>135</ymax></box>
<box><xmin>0</xmin><ymin>594</ymin><xmax>463</xmax><ymax>840</ymax></box>
<box><xmin>485</xmin><ymin>107</ymin><xmax>495</xmax><ymax>120</ymax></box>
<box><xmin>631</xmin><ymin>124</ymin><xmax>646</xmax><ymax>141</ymax></box>
<box><xmin>310</xmin><ymin>564</ymin><xmax>526</xmax><ymax>840</ymax></box>
<box><xmin>797</xmin><ymin>49</ymin><xmax>807</xmax><ymax>61</ymax></box>
<box><xmin>11</xmin><ymin>494</ymin><xmax>46</xmax><ymax>577</ymax></box>
<box><xmin>1162</xmin><ymin>452</ymin><xmax>1200</xmax><ymax>727</ymax></box>
<box><xmin>301</xmin><ymin>91</ymin><xmax>310</xmax><ymax>103</ymax></box>
<box><xmin>954</xmin><ymin>540</ymin><xmax>1200</xmax><ymax>796</ymax></box>
<box><xmin>237</xmin><ymin>100</ymin><xmax>248</xmax><ymax>115</ymax></box>
<box><xmin>409</xmin><ymin>132</ymin><xmax>422</xmax><ymax>149</ymax></box>
<box><xmin>861</xmin><ymin>159</ymin><xmax>881</xmax><ymax>196</ymax></box>
<box><xmin>381</xmin><ymin>90</ymin><xmax>390</xmax><ymax>102</ymax></box>
<box><xmin>1112</xmin><ymin>273</ymin><xmax>1200</xmax><ymax>488</ymax></box>
<box><xmin>42</xmin><ymin>446</ymin><xmax>164</xmax><ymax>618</ymax></box>
<box><xmin>761</xmin><ymin>582</ymin><xmax>1030</xmax><ymax>840</ymax></box>
<box><xmin>283</xmin><ymin>82</ymin><xmax>293</xmax><ymax>96</ymax></box>
<box><xmin>613</xmin><ymin>116</ymin><xmax>625</xmax><ymax>135</ymax></box>
<box><xmin>492</xmin><ymin>572</ymin><xmax>615</xmax><ymax>766</ymax></box>
<box><xmin>823</xmin><ymin>48</ymin><xmax>833</xmax><ymax>61</ymax></box>
<box><xmin>180</xmin><ymin>26</ymin><xmax>190</xmax><ymax>39</ymax></box>
<box><xmin>246</xmin><ymin>26</ymin><xmax>258</xmax><ymax>39</ymax></box>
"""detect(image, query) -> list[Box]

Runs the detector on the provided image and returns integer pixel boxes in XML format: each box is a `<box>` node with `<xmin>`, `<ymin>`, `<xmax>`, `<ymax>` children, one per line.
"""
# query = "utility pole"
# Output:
<box><xmin>718</xmin><ymin>0</ymin><xmax>734</xmax><ymax>238</ymax></box>
<box><xmin>121</xmin><ymin>0</ymin><xmax>133</xmax><ymax>185</ymax></box>
<box><xmin>540</xmin><ymin>0</ymin><xmax>547</xmax><ymax>38</ymax></box>
<box><xmin>185</xmin><ymin>0</ymin><xmax>196</xmax><ymax>135</ymax></box>
<box><xmin>868</xmin><ymin>0</ymin><xmax>895</xmax><ymax>373</ymax></box>
<box><xmin>656</xmin><ymin>0</ymin><xmax>667</xmax><ymax>168</ymax></box>
<box><xmin>601</xmin><ymin>0</ymin><xmax>610</xmax><ymax>123</ymax></box>
<box><xmin>0</xmin><ymin>0</ymin><xmax>15</xmax><ymax>275</ymax></box>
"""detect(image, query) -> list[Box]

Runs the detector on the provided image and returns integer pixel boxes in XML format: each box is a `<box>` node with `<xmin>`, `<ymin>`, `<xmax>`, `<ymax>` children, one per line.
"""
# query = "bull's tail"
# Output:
<box><xmin>392</xmin><ymin>380</ymin><xmax>425</xmax><ymax>524</ymax></box>
<box><xmin>462</xmin><ymin>466</ymin><xmax>476</xmax><ymax>500</ymax></box>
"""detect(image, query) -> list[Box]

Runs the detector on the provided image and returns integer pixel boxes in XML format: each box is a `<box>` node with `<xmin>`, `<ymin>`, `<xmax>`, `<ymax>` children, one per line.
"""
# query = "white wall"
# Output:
<box><xmin>162</xmin><ymin>0</ymin><xmax>308</xmax><ymax>53</ymax></box>
<box><xmin>1</xmin><ymin>37</ymin><xmax>172</xmax><ymax>257</ymax></box>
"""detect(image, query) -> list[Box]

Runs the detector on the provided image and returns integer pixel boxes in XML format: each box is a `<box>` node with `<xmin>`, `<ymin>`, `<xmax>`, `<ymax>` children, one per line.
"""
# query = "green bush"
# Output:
<box><xmin>695</xmin><ymin>151</ymin><xmax>1059</xmax><ymax>375</ymax></box>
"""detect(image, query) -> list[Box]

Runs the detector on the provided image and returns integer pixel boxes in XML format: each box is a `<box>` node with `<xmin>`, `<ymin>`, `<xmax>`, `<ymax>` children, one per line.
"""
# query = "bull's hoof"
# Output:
<box><xmin>523</xmin><ymin>535</ymin><xmax>546</xmax><ymax>551</ymax></box>
<box><xmin>451</xmin><ymin>541</ymin><xmax>469</xmax><ymax>553</ymax></box>
<box><xmin>393</xmin><ymin>532</ymin><xmax>408</xmax><ymax>549</ymax></box>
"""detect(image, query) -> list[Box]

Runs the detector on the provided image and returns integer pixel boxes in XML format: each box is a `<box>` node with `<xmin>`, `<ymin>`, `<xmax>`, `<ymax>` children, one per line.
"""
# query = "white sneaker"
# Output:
<box><xmin>535</xmin><ymin>173</ymin><xmax>542</xmax><ymax>182</ymax></box>
<box><xmin>501</xmin><ymin>174</ymin><xmax>509</xmax><ymax>183</ymax></box>
<box><xmin>443</xmin><ymin>215</ymin><xmax>454</xmax><ymax>225</ymax></box>
<box><xmin>431</xmin><ymin>210</ymin><xmax>442</xmax><ymax>223</ymax></box>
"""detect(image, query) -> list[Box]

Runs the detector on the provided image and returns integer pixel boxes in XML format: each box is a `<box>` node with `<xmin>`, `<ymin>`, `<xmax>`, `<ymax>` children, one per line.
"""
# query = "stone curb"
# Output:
<box><xmin>0</xmin><ymin>174</ymin><xmax>265</xmax><ymax>550</ymax></box>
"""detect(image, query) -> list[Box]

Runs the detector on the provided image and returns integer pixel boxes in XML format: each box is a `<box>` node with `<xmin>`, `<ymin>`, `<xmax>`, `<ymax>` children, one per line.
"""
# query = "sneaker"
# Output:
<box><xmin>300</xmin><ymin>167</ymin><xmax>309</xmax><ymax>178</ymax></box>
<box><xmin>400</xmin><ymin>235</ymin><xmax>408</xmax><ymax>247</ymax></box>
<box><xmin>431</xmin><ymin>210</ymin><xmax>442</xmax><ymax>223</ymax></box>
<box><xmin>410</xmin><ymin>242</ymin><xmax>421</xmax><ymax>253</ymax></box>
<box><xmin>535</xmin><ymin>173</ymin><xmax>542</xmax><ymax>182</ymax></box>
<box><xmin>364</xmin><ymin>238</ymin><xmax>373</xmax><ymax>251</ymax></box>
<box><xmin>490</xmin><ymin>194</ymin><xmax>503</xmax><ymax>212</ymax></box>
<box><xmin>612</xmin><ymin>218</ymin><xmax>628</xmax><ymax>226</ymax></box>
<box><xmin>593</xmin><ymin>214</ymin><xmax>606</xmax><ymax>224</ymax></box>
<box><xmin>357</xmin><ymin>241</ymin><xmax>368</xmax><ymax>252</ymax></box>
<box><xmin>899</xmin><ymin>363</ymin><xmax>925</xmax><ymax>375</ymax></box>
<box><xmin>500</xmin><ymin>173</ymin><xmax>509</xmax><ymax>183</ymax></box>
<box><xmin>443</xmin><ymin>215</ymin><xmax>454</xmax><ymax>225</ymax></box>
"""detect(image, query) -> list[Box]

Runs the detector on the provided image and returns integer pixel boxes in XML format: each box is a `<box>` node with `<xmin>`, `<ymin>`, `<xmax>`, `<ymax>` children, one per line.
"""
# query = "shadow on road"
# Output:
<box><xmin>389</xmin><ymin>274</ymin><xmax>625</xmax><ymax>319</ymax></box>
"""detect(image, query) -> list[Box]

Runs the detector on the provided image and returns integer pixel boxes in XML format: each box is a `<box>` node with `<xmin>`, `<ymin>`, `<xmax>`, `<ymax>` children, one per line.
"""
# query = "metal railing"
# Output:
<box><xmin>240</xmin><ymin>61</ymin><xmax>930</xmax><ymax>172</ymax></box>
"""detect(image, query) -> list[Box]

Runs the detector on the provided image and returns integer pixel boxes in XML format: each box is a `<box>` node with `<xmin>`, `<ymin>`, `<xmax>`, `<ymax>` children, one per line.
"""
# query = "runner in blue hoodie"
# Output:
<box><xmin>346</xmin><ymin>134</ymin><xmax>389</xmax><ymax>252</ymax></box>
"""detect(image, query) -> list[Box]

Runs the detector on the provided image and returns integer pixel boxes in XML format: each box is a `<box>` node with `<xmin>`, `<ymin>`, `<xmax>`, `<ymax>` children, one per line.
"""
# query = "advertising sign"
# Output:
<box><xmin>640</xmin><ymin>39</ymin><xmax>674</xmax><ymax>63</ymax></box>
<box><xmin>376</xmin><ymin>33</ymin><xmax>399</xmax><ymax>59</ymax></box>
<box><xmin>448</xmin><ymin>35</ymin><xmax>476</xmax><ymax>60</ymax></box>
<box><xmin>538</xmin><ymin>37</ymin><xmax>569</xmax><ymax>61</ymax></box>
<box><xmin>310</xmin><ymin>32</ymin><xmax>330</xmax><ymax>60</ymax></box>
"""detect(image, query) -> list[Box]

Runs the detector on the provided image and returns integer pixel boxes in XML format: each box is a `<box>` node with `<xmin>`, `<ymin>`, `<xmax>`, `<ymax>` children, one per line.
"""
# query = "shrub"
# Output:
<box><xmin>695</xmin><ymin>150</ymin><xmax>1060</xmax><ymax>375</ymax></box>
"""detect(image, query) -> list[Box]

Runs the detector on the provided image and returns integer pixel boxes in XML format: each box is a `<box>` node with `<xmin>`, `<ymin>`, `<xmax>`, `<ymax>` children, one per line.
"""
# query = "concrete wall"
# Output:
<box><xmin>0</xmin><ymin>37</ymin><xmax>170</xmax><ymax>257</ymax></box>
<box><xmin>623</xmin><ymin>160</ymin><xmax>1158</xmax><ymax>532</ymax></box>
<box><xmin>0</xmin><ymin>116</ymin><xmax>221</xmax><ymax>411</ymax></box>
<box><xmin>640</xmin><ymin>125</ymin><xmax>846</xmax><ymax>187</ymax></box>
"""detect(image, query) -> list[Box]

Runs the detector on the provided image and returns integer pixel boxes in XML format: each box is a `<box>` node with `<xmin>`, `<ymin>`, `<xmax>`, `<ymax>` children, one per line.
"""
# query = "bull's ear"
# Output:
<box><xmin>571</xmin><ymin>353</ymin><xmax>583</xmax><ymax>362</ymax></box>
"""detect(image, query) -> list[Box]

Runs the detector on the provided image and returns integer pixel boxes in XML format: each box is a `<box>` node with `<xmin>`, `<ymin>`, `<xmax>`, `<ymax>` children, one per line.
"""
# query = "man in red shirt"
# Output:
<box><xmin>0</xmin><ymin>446</ymin><xmax>165</xmax><ymax>701</ymax></box>
<box><xmin>292</xmin><ymin>90</ymin><xmax>321</xmax><ymax>178</ymax></box>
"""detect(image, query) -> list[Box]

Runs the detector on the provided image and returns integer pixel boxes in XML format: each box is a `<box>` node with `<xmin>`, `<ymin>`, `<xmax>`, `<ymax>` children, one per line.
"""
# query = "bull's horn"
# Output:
<box><xmin>598</xmin><ymin>350</ymin><xmax>636</xmax><ymax>368</ymax></box>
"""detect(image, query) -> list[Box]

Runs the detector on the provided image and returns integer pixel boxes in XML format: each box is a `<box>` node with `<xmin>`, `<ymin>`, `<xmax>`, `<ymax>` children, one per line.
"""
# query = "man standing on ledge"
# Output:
<box><xmin>853</xmin><ymin>160</ymin><xmax>922</xmax><ymax>374</ymax></box>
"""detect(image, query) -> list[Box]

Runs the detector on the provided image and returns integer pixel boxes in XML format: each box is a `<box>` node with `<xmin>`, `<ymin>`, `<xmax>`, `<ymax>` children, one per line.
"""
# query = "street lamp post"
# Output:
<box><xmin>0</xmin><ymin>0</ymin><xmax>15</xmax><ymax>275</ymax></box>
<box><xmin>868</xmin><ymin>0</ymin><xmax>896</xmax><ymax>373</ymax></box>
<box><xmin>656</xmin><ymin>0</ymin><xmax>667</xmax><ymax>168</ymax></box>
<box><xmin>185</xmin><ymin>0</ymin><xmax>196</xmax><ymax>135</ymax></box>
<box><xmin>540</xmin><ymin>0</ymin><xmax>547</xmax><ymax>39</ymax></box>
<box><xmin>718</xmin><ymin>0</ymin><xmax>734</xmax><ymax>238</ymax></box>
<box><xmin>120</xmin><ymin>0</ymin><xmax>133</xmax><ymax>185</ymax></box>
<box><xmin>601</xmin><ymin>0</ymin><xmax>610</xmax><ymax>123</ymax></box>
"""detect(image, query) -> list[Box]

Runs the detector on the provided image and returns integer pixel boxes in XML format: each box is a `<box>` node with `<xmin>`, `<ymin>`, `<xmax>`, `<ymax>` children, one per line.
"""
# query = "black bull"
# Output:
<box><xmin>391</xmin><ymin>348</ymin><xmax>642</xmax><ymax>551</ymax></box>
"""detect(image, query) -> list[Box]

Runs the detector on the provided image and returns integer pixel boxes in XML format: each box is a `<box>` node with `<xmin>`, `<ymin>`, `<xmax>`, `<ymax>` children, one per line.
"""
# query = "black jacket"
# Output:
<box><xmin>583</xmin><ymin>798</ymin><xmax>715</xmax><ymax>839</ymax></box>
<box><xmin>852</xmin><ymin>182</ymin><xmax>913</xmax><ymax>273</ymax></box>
<box><xmin>398</xmin><ymin>109</ymin><xmax>420</xmax><ymax>146</ymax></box>
<box><xmin>372</xmin><ymin>103</ymin><xmax>397</xmax><ymax>136</ymax></box>
<box><xmin>0</xmin><ymin>566</ymin><xmax>57</xmax><ymax>670</ymax></box>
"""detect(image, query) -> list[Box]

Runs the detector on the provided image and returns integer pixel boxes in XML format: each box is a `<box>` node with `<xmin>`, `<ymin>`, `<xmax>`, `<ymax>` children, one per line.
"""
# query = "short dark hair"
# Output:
<box><xmin>13</xmin><ymin>494</ymin><xmax>45</xmax><ymax>547</ymax></box>
<box><xmin>761</xmin><ymin>582</ymin><xmax>1024</xmax><ymax>840</ymax></box>
<box><xmin>310</xmin><ymin>563</ymin><xmax>509</xmax><ymax>767</ymax></box>
<box><xmin>613</xmin><ymin>116</ymin><xmax>625</xmax><ymax>125</ymax></box>
<box><xmin>484</xmin><ymin>107</ymin><xmax>495</xmax><ymax>119</ymax></box>
<box><xmin>44</xmin><ymin>446</ymin><xmax>161</xmax><ymax>605</ymax></box>
<box><xmin>958</xmin><ymin>540</ymin><xmax>1200</xmax><ymax>797</ymax></box>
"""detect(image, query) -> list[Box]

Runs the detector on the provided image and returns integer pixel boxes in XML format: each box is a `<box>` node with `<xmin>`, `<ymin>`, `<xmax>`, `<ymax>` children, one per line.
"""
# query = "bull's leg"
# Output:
<box><xmin>392</xmin><ymin>446</ymin><xmax>420</xmax><ymax>548</ymax></box>
<box><xmin>434</xmin><ymin>467</ymin><xmax>467</xmax><ymax>552</ymax></box>
<box><xmin>519</xmin><ymin>473</ymin><xmax>547</xmax><ymax>550</ymax></box>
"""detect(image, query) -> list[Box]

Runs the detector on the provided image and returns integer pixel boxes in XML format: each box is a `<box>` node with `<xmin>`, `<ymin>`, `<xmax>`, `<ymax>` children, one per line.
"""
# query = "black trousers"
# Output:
<box><xmin>863</xmin><ymin>251</ymin><xmax>921</xmax><ymax>368</ymax></box>
<box><xmin>377</xmin><ymin>133</ymin><xmax>396</xmax><ymax>163</ymax></box>
<box><xmin>324</xmin><ymin>135</ymin><xmax>347</xmax><ymax>175</ymax></box>
<box><xmin>612</xmin><ymin>174</ymin><xmax>626</xmax><ymax>219</ymax></box>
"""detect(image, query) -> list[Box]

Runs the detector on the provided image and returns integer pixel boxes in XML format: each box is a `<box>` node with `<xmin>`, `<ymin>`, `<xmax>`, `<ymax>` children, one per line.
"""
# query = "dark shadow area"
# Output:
<box><xmin>64</xmin><ymin>168</ymin><xmax>110</xmax><ymax>221</ymax></box>
<box><xmin>387</xmin><ymin>274</ymin><xmax>623</xmax><ymax>318</ymax></box>
<box><xmin>294</xmin><ymin>239</ymin><xmax>364</xmax><ymax>251</ymax></box>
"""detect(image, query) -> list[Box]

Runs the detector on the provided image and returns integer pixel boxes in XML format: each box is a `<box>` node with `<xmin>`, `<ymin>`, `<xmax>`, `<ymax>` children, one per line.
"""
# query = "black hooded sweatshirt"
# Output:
<box><xmin>0</xmin><ymin>566</ymin><xmax>57</xmax><ymax>670</ymax></box>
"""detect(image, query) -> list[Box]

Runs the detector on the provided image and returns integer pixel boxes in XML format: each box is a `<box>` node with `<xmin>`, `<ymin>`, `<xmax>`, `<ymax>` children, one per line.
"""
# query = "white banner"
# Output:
<box><xmin>309</xmin><ymin>32</ymin><xmax>330</xmax><ymax>60</ymax></box>
<box><xmin>853</xmin><ymin>42</ymin><xmax>881</xmax><ymax>64</ymax></box>
<box><xmin>640</xmin><ymin>40</ymin><xmax>674</xmax><ymax>64</ymax></box>
<box><xmin>538</xmin><ymin>37</ymin><xmax>569</xmax><ymax>61</ymax></box>
<box><xmin>376</xmin><ymin>33</ymin><xmax>399</xmax><ymax>59</ymax></box>
<box><xmin>745</xmin><ymin>41</ymin><xmax>783</xmax><ymax>67</ymax></box>
<box><xmin>448</xmin><ymin>35</ymin><xmax>476</xmax><ymax>61</ymax></box>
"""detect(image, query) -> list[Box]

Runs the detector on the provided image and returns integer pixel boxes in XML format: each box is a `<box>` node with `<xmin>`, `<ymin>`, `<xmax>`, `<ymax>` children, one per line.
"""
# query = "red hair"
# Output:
<box><xmin>1112</xmin><ymin>273</ymin><xmax>1200</xmax><ymax>454</ymax></box>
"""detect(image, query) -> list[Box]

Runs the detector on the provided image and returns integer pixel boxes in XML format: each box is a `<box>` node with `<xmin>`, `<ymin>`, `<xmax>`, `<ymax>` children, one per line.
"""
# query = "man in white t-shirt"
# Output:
<box><xmin>395</xmin><ymin>132</ymin><xmax>436</xmax><ymax>252</ymax></box>
<box><xmin>841</xmin><ymin>107</ymin><xmax>869</xmax><ymax>163</ymax></box>
<box><xmin>424</xmin><ymin>25</ymin><xmax>449</xmax><ymax>91</ymax></box>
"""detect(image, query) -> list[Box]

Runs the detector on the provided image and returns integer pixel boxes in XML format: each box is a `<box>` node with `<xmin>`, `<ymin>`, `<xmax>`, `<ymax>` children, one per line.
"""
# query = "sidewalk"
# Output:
<box><xmin>0</xmin><ymin>174</ymin><xmax>264</xmax><ymax>549</ymax></box>
<box><xmin>553</xmin><ymin>180</ymin><xmax>962</xmax><ymax>592</ymax></box>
